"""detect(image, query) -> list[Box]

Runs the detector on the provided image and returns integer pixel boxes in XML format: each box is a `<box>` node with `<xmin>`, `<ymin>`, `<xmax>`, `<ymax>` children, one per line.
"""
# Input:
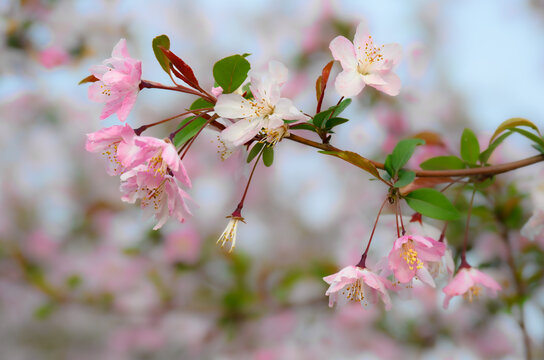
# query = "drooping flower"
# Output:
<box><xmin>329</xmin><ymin>22</ymin><xmax>402</xmax><ymax>97</ymax></box>
<box><xmin>217</xmin><ymin>215</ymin><xmax>245</xmax><ymax>253</ymax></box>
<box><xmin>388</xmin><ymin>234</ymin><xmax>446</xmax><ymax>287</ymax></box>
<box><xmin>120</xmin><ymin>136</ymin><xmax>191</xmax><ymax>188</ymax></box>
<box><xmin>442</xmin><ymin>266</ymin><xmax>502</xmax><ymax>309</ymax></box>
<box><xmin>85</xmin><ymin>124</ymin><xmax>136</xmax><ymax>176</ymax></box>
<box><xmin>88</xmin><ymin>39</ymin><xmax>142</xmax><ymax>121</ymax></box>
<box><xmin>214</xmin><ymin>60</ymin><xmax>309</xmax><ymax>148</ymax></box>
<box><xmin>120</xmin><ymin>169</ymin><xmax>191</xmax><ymax>230</ymax></box>
<box><xmin>323</xmin><ymin>265</ymin><xmax>392</xmax><ymax>309</ymax></box>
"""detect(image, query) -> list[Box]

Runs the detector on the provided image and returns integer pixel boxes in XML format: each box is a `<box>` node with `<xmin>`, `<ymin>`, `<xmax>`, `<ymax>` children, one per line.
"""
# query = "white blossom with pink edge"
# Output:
<box><xmin>329</xmin><ymin>22</ymin><xmax>402</xmax><ymax>97</ymax></box>
<box><xmin>388</xmin><ymin>234</ymin><xmax>446</xmax><ymax>288</ymax></box>
<box><xmin>214</xmin><ymin>61</ymin><xmax>309</xmax><ymax>150</ymax></box>
<box><xmin>442</xmin><ymin>267</ymin><xmax>502</xmax><ymax>309</ymax></box>
<box><xmin>85</xmin><ymin>124</ymin><xmax>136</xmax><ymax>176</ymax></box>
<box><xmin>120</xmin><ymin>168</ymin><xmax>192</xmax><ymax>230</ymax></box>
<box><xmin>323</xmin><ymin>265</ymin><xmax>392</xmax><ymax>310</ymax></box>
<box><xmin>88</xmin><ymin>39</ymin><xmax>142</xmax><ymax>122</ymax></box>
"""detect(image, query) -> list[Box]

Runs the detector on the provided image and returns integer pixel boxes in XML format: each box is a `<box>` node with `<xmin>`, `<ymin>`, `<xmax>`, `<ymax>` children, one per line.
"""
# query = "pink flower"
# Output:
<box><xmin>120</xmin><ymin>136</ymin><xmax>191</xmax><ymax>188</ymax></box>
<box><xmin>388</xmin><ymin>234</ymin><xmax>446</xmax><ymax>287</ymax></box>
<box><xmin>88</xmin><ymin>39</ymin><xmax>142</xmax><ymax>121</ymax></box>
<box><xmin>85</xmin><ymin>124</ymin><xmax>135</xmax><ymax>175</ymax></box>
<box><xmin>323</xmin><ymin>265</ymin><xmax>392</xmax><ymax>310</ymax></box>
<box><xmin>215</xmin><ymin>61</ymin><xmax>308</xmax><ymax>147</ymax></box>
<box><xmin>442</xmin><ymin>267</ymin><xmax>502</xmax><ymax>309</ymax></box>
<box><xmin>38</xmin><ymin>46</ymin><xmax>70</xmax><ymax>69</ymax></box>
<box><xmin>329</xmin><ymin>22</ymin><xmax>402</xmax><ymax>97</ymax></box>
<box><xmin>120</xmin><ymin>169</ymin><xmax>192</xmax><ymax>230</ymax></box>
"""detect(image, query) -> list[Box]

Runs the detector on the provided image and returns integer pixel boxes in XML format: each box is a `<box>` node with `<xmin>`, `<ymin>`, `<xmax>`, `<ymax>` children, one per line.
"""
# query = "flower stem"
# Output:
<box><xmin>358</xmin><ymin>197</ymin><xmax>389</xmax><ymax>268</ymax></box>
<box><xmin>460</xmin><ymin>187</ymin><xmax>477</xmax><ymax>268</ymax></box>
<box><xmin>238</xmin><ymin>148</ymin><xmax>264</xmax><ymax>209</ymax></box>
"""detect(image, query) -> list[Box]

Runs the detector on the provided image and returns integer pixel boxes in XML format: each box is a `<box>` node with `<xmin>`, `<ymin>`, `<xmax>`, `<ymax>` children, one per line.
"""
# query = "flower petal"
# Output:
<box><xmin>334</xmin><ymin>69</ymin><xmax>365</xmax><ymax>97</ymax></box>
<box><xmin>215</xmin><ymin>94</ymin><xmax>257</xmax><ymax>119</ymax></box>
<box><xmin>220</xmin><ymin>118</ymin><xmax>263</xmax><ymax>146</ymax></box>
<box><xmin>329</xmin><ymin>36</ymin><xmax>357</xmax><ymax>70</ymax></box>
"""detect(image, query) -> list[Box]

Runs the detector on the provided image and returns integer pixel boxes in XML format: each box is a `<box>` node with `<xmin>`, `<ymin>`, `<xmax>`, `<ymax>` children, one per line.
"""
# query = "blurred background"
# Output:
<box><xmin>1</xmin><ymin>0</ymin><xmax>544</xmax><ymax>359</ymax></box>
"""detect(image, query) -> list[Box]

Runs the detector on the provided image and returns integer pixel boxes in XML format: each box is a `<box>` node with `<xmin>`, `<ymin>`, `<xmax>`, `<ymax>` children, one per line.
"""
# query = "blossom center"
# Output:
<box><xmin>463</xmin><ymin>285</ymin><xmax>482</xmax><ymax>302</ymax></box>
<box><xmin>100</xmin><ymin>84</ymin><xmax>112</xmax><ymax>96</ymax></box>
<box><xmin>251</xmin><ymin>99</ymin><xmax>275</xmax><ymax>118</ymax></box>
<box><xmin>141</xmin><ymin>180</ymin><xmax>166</xmax><ymax>210</ymax></box>
<box><xmin>101</xmin><ymin>142</ymin><xmax>122</xmax><ymax>171</ymax></box>
<box><xmin>342</xmin><ymin>278</ymin><xmax>365</xmax><ymax>302</ymax></box>
<box><xmin>400</xmin><ymin>241</ymin><xmax>423</xmax><ymax>271</ymax></box>
<box><xmin>357</xmin><ymin>35</ymin><xmax>384</xmax><ymax>75</ymax></box>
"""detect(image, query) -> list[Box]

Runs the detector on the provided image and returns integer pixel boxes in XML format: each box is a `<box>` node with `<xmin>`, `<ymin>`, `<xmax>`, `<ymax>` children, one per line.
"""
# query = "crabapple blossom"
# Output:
<box><xmin>217</xmin><ymin>215</ymin><xmax>245</xmax><ymax>253</ymax></box>
<box><xmin>323</xmin><ymin>265</ymin><xmax>392</xmax><ymax>309</ymax></box>
<box><xmin>120</xmin><ymin>169</ymin><xmax>191</xmax><ymax>230</ymax></box>
<box><xmin>442</xmin><ymin>266</ymin><xmax>502</xmax><ymax>309</ymax></box>
<box><xmin>38</xmin><ymin>46</ymin><xmax>70</xmax><ymax>69</ymax></box>
<box><xmin>121</xmin><ymin>136</ymin><xmax>191</xmax><ymax>188</ymax></box>
<box><xmin>388</xmin><ymin>234</ymin><xmax>446</xmax><ymax>287</ymax></box>
<box><xmin>88</xmin><ymin>39</ymin><xmax>142</xmax><ymax>121</ymax></box>
<box><xmin>214</xmin><ymin>60</ymin><xmax>308</xmax><ymax>149</ymax></box>
<box><xmin>85</xmin><ymin>124</ymin><xmax>135</xmax><ymax>176</ymax></box>
<box><xmin>329</xmin><ymin>22</ymin><xmax>402</xmax><ymax>97</ymax></box>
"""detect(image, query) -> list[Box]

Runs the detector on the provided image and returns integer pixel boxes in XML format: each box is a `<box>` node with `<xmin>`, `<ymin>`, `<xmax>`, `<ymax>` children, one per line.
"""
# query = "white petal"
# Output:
<box><xmin>369</xmin><ymin>71</ymin><xmax>401</xmax><ymax>96</ymax></box>
<box><xmin>220</xmin><ymin>117</ymin><xmax>264</xmax><ymax>146</ymax></box>
<box><xmin>268</xmin><ymin>60</ymin><xmax>288</xmax><ymax>86</ymax></box>
<box><xmin>329</xmin><ymin>36</ymin><xmax>357</xmax><ymax>70</ymax></box>
<box><xmin>274</xmin><ymin>98</ymin><xmax>309</xmax><ymax>122</ymax></box>
<box><xmin>353</xmin><ymin>22</ymin><xmax>371</xmax><ymax>60</ymax></box>
<box><xmin>362</xmin><ymin>73</ymin><xmax>387</xmax><ymax>86</ymax></box>
<box><xmin>334</xmin><ymin>70</ymin><xmax>365</xmax><ymax>97</ymax></box>
<box><xmin>215</xmin><ymin>94</ymin><xmax>256</xmax><ymax>119</ymax></box>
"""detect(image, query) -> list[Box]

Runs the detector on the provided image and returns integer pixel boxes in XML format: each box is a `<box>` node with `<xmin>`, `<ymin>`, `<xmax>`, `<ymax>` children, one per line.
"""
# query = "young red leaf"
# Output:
<box><xmin>316</xmin><ymin>61</ymin><xmax>334</xmax><ymax>113</ymax></box>
<box><xmin>159</xmin><ymin>47</ymin><xmax>199</xmax><ymax>88</ymax></box>
<box><xmin>78</xmin><ymin>74</ymin><xmax>98</xmax><ymax>85</ymax></box>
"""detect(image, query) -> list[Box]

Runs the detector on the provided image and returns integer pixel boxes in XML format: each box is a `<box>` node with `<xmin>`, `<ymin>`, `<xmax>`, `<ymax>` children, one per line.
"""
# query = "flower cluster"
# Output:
<box><xmin>324</xmin><ymin>233</ymin><xmax>501</xmax><ymax>310</ymax></box>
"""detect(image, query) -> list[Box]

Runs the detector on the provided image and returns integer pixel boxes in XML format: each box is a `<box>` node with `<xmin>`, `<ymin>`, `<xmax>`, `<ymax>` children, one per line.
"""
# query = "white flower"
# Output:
<box><xmin>214</xmin><ymin>61</ymin><xmax>308</xmax><ymax>148</ymax></box>
<box><xmin>217</xmin><ymin>216</ymin><xmax>245</xmax><ymax>253</ymax></box>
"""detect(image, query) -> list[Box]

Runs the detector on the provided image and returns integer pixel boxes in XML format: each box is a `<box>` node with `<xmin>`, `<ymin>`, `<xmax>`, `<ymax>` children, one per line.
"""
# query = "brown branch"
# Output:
<box><xmin>286</xmin><ymin>133</ymin><xmax>544</xmax><ymax>178</ymax></box>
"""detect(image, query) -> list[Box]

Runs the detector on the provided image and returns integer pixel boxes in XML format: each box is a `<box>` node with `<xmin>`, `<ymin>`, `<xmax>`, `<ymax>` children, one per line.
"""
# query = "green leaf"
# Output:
<box><xmin>312</xmin><ymin>109</ymin><xmax>333</xmax><ymax>128</ymax></box>
<box><xmin>391</xmin><ymin>138</ymin><xmax>425</xmax><ymax>175</ymax></box>
<box><xmin>262</xmin><ymin>146</ymin><xmax>274</xmax><ymax>167</ymax></box>
<box><xmin>323</xmin><ymin>117</ymin><xmax>349</xmax><ymax>130</ymax></box>
<box><xmin>152</xmin><ymin>35</ymin><xmax>171</xmax><ymax>74</ymax></box>
<box><xmin>331</xmin><ymin>98</ymin><xmax>352</xmax><ymax>117</ymax></box>
<box><xmin>213</xmin><ymin>55</ymin><xmax>251</xmax><ymax>94</ymax></box>
<box><xmin>460</xmin><ymin>128</ymin><xmax>480</xmax><ymax>164</ymax></box>
<box><xmin>78</xmin><ymin>74</ymin><xmax>98</xmax><ymax>85</ymax></box>
<box><xmin>404</xmin><ymin>188</ymin><xmax>461</xmax><ymax>221</ymax></box>
<box><xmin>384</xmin><ymin>154</ymin><xmax>394</xmax><ymax>178</ymax></box>
<box><xmin>290</xmin><ymin>123</ymin><xmax>317</xmax><ymax>132</ymax></box>
<box><xmin>34</xmin><ymin>302</ymin><xmax>56</xmax><ymax>320</ymax></box>
<box><xmin>533</xmin><ymin>143</ymin><xmax>544</xmax><ymax>154</ymax></box>
<box><xmin>490</xmin><ymin>117</ymin><xmax>541</xmax><ymax>143</ymax></box>
<box><xmin>319</xmin><ymin>150</ymin><xmax>382</xmax><ymax>180</ymax></box>
<box><xmin>420</xmin><ymin>155</ymin><xmax>466</xmax><ymax>170</ymax></box>
<box><xmin>479</xmin><ymin>132</ymin><xmax>512</xmax><ymax>163</ymax></box>
<box><xmin>247</xmin><ymin>142</ymin><xmax>264</xmax><ymax>163</ymax></box>
<box><xmin>173</xmin><ymin>116</ymin><xmax>208</xmax><ymax>147</ymax></box>
<box><xmin>394</xmin><ymin>170</ymin><xmax>416</xmax><ymax>188</ymax></box>
<box><xmin>190</xmin><ymin>98</ymin><xmax>214</xmax><ymax>110</ymax></box>
<box><xmin>509</xmin><ymin>127</ymin><xmax>544</xmax><ymax>148</ymax></box>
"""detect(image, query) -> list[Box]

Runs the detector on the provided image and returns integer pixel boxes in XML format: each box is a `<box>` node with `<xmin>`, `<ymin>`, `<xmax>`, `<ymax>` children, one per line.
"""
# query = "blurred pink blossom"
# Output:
<box><xmin>443</xmin><ymin>267</ymin><xmax>502</xmax><ymax>309</ymax></box>
<box><xmin>88</xmin><ymin>39</ymin><xmax>142</xmax><ymax>122</ymax></box>
<box><xmin>38</xmin><ymin>46</ymin><xmax>70</xmax><ymax>69</ymax></box>
<box><xmin>163</xmin><ymin>227</ymin><xmax>201</xmax><ymax>264</ymax></box>
<box><xmin>329</xmin><ymin>22</ymin><xmax>402</xmax><ymax>97</ymax></box>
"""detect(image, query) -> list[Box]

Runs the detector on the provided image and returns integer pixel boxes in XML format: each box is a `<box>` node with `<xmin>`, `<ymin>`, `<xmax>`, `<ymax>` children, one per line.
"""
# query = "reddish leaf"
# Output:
<box><xmin>159</xmin><ymin>47</ymin><xmax>199</xmax><ymax>88</ymax></box>
<box><xmin>316</xmin><ymin>61</ymin><xmax>334</xmax><ymax>113</ymax></box>
<box><xmin>78</xmin><ymin>74</ymin><xmax>99</xmax><ymax>85</ymax></box>
<box><xmin>410</xmin><ymin>131</ymin><xmax>446</xmax><ymax>147</ymax></box>
<box><xmin>410</xmin><ymin>212</ymin><xmax>422</xmax><ymax>224</ymax></box>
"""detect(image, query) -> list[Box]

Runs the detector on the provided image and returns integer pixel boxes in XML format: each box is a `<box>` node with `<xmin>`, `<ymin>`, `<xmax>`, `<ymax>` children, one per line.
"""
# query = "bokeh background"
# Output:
<box><xmin>1</xmin><ymin>0</ymin><xmax>544</xmax><ymax>359</ymax></box>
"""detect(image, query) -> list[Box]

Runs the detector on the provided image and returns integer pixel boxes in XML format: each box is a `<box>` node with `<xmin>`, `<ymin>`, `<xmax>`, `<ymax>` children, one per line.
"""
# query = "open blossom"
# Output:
<box><xmin>214</xmin><ymin>61</ymin><xmax>309</xmax><ymax>149</ymax></box>
<box><xmin>120</xmin><ymin>169</ymin><xmax>191</xmax><ymax>230</ymax></box>
<box><xmin>329</xmin><ymin>22</ymin><xmax>402</xmax><ymax>97</ymax></box>
<box><xmin>88</xmin><ymin>39</ymin><xmax>142</xmax><ymax>122</ymax></box>
<box><xmin>443</xmin><ymin>267</ymin><xmax>502</xmax><ymax>309</ymax></box>
<box><xmin>120</xmin><ymin>136</ymin><xmax>191</xmax><ymax>188</ymax></box>
<box><xmin>85</xmin><ymin>124</ymin><xmax>135</xmax><ymax>175</ymax></box>
<box><xmin>388</xmin><ymin>234</ymin><xmax>446</xmax><ymax>287</ymax></box>
<box><xmin>323</xmin><ymin>265</ymin><xmax>392</xmax><ymax>309</ymax></box>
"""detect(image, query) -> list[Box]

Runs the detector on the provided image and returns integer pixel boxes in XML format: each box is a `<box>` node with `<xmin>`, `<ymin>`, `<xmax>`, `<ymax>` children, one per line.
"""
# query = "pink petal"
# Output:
<box><xmin>380</xmin><ymin>43</ymin><xmax>402</xmax><ymax>69</ymax></box>
<box><xmin>334</xmin><ymin>69</ymin><xmax>365</xmax><ymax>97</ymax></box>
<box><xmin>112</xmin><ymin>38</ymin><xmax>129</xmax><ymax>58</ymax></box>
<box><xmin>369</xmin><ymin>71</ymin><xmax>401</xmax><ymax>96</ymax></box>
<box><xmin>220</xmin><ymin>118</ymin><xmax>263</xmax><ymax>146</ymax></box>
<box><xmin>116</xmin><ymin>90</ymin><xmax>138</xmax><ymax>121</ymax></box>
<box><xmin>329</xmin><ymin>36</ymin><xmax>357</xmax><ymax>70</ymax></box>
<box><xmin>353</xmin><ymin>22</ymin><xmax>371</xmax><ymax>60</ymax></box>
<box><xmin>415</xmin><ymin>266</ymin><xmax>435</xmax><ymax>288</ymax></box>
<box><xmin>470</xmin><ymin>269</ymin><xmax>502</xmax><ymax>292</ymax></box>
